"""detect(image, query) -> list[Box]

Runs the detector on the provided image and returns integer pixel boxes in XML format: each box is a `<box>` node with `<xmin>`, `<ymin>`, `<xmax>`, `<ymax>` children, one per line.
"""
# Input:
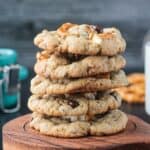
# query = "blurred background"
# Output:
<box><xmin>0</xmin><ymin>0</ymin><xmax>150</xmax><ymax>147</ymax></box>
<box><xmin>0</xmin><ymin>0</ymin><xmax>148</xmax><ymax>70</ymax></box>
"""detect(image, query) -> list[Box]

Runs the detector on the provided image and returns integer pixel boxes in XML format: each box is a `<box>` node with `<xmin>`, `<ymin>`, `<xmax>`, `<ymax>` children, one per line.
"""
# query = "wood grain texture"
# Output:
<box><xmin>2</xmin><ymin>114</ymin><xmax>150</xmax><ymax>150</ymax></box>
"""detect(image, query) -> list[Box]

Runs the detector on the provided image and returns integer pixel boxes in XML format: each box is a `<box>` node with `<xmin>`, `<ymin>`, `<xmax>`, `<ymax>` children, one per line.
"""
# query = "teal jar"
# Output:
<box><xmin>0</xmin><ymin>48</ymin><xmax>28</xmax><ymax>113</ymax></box>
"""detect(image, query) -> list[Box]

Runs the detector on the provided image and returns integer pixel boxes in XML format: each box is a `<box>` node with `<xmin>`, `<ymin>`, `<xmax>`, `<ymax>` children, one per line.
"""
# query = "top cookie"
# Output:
<box><xmin>34</xmin><ymin>23</ymin><xmax>126</xmax><ymax>56</ymax></box>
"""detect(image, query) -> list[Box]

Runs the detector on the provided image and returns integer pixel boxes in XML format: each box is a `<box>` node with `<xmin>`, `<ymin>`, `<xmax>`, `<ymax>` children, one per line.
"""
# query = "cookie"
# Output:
<box><xmin>90</xmin><ymin>109</ymin><xmax>128</xmax><ymax>136</ymax></box>
<box><xmin>34</xmin><ymin>23</ymin><xmax>126</xmax><ymax>56</ymax></box>
<box><xmin>127</xmin><ymin>73</ymin><xmax>145</xmax><ymax>83</ymax></box>
<box><xmin>117</xmin><ymin>83</ymin><xmax>144</xmax><ymax>96</ymax></box>
<box><xmin>30</xmin><ymin>112</ymin><xmax>90</xmax><ymax>137</ymax></box>
<box><xmin>88</xmin><ymin>91</ymin><xmax>122</xmax><ymax>117</ymax></box>
<box><xmin>116</xmin><ymin>90</ymin><xmax>144</xmax><ymax>103</ymax></box>
<box><xmin>28</xmin><ymin>91</ymin><xmax>121</xmax><ymax>117</ymax></box>
<box><xmin>28</xmin><ymin>94</ymin><xmax>88</xmax><ymax>117</ymax></box>
<box><xmin>30</xmin><ymin>70</ymin><xmax>128</xmax><ymax>95</ymax></box>
<box><xmin>115</xmin><ymin>73</ymin><xmax>145</xmax><ymax>103</ymax></box>
<box><xmin>30</xmin><ymin>110</ymin><xmax>128</xmax><ymax>137</ymax></box>
<box><xmin>34</xmin><ymin>53</ymin><xmax>126</xmax><ymax>79</ymax></box>
<box><xmin>32</xmin><ymin>111</ymin><xmax>89</xmax><ymax>122</ymax></box>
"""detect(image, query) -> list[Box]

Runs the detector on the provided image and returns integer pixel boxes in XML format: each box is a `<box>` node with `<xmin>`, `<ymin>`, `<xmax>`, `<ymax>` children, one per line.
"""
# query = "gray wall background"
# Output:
<box><xmin>0</xmin><ymin>0</ymin><xmax>149</xmax><ymax>71</ymax></box>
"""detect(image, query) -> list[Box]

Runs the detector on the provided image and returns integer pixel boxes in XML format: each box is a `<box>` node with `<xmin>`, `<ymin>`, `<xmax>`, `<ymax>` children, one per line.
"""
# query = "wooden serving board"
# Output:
<box><xmin>2</xmin><ymin>114</ymin><xmax>150</xmax><ymax>150</ymax></box>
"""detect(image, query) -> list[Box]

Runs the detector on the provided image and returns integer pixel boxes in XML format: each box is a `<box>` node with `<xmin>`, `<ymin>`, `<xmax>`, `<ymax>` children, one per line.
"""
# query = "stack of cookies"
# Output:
<box><xmin>28</xmin><ymin>23</ymin><xmax>129</xmax><ymax>137</ymax></box>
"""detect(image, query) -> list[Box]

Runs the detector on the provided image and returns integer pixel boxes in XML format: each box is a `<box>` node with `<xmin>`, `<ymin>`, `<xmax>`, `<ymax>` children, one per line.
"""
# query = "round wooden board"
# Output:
<box><xmin>3</xmin><ymin>114</ymin><xmax>150</xmax><ymax>150</ymax></box>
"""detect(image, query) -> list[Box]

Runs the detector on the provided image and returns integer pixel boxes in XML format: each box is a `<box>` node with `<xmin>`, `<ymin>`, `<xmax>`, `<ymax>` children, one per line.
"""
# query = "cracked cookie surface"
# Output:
<box><xmin>34</xmin><ymin>23</ymin><xmax>126</xmax><ymax>56</ymax></box>
<box><xmin>34</xmin><ymin>53</ymin><xmax>126</xmax><ymax>79</ymax></box>
<box><xmin>30</xmin><ymin>70</ymin><xmax>128</xmax><ymax>95</ymax></box>
<box><xmin>30</xmin><ymin>109</ymin><xmax>128</xmax><ymax>137</ymax></box>
<box><xmin>28</xmin><ymin>91</ymin><xmax>121</xmax><ymax>117</ymax></box>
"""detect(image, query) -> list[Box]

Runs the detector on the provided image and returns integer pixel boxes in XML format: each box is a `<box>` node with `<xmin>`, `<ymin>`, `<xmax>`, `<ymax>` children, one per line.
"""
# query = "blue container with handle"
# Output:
<box><xmin>0</xmin><ymin>48</ymin><xmax>28</xmax><ymax>113</ymax></box>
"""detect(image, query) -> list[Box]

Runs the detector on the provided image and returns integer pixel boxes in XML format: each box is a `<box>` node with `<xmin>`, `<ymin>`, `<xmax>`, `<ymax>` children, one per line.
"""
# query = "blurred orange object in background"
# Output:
<box><xmin>116</xmin><ymin>73</ymin><xmax>145</xmax><ymax>104</ymax></box>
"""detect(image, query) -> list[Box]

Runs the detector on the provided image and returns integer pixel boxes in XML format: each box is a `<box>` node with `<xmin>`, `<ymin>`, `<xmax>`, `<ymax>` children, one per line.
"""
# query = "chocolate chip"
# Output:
<box><xmin>62</xmin><ymin>53</ymin><xmax>85</xmax><ymax>63</ymax></box>
<box><xmin>91</xmin><ymin>25</ymin><xmax>103</xmax><ymax>33</ymax></box>
<box><xmin>68</xmin><ymin>99</ymin><xmax>79</xmax><ymax>108</ymax></box>
<box><xmin>109</xmin><ymin>91</ymin><xmax>118</xmax><ymax>101</ymax></box>
<box><xmin>95</xmin><ymin>113</ymin><xmax>107</xmax><ymax>119</ymax></box>
<box><xmin>95</xmin><ymin>92</ymin><xmax>104</xmax><ymax>99</ymax></box>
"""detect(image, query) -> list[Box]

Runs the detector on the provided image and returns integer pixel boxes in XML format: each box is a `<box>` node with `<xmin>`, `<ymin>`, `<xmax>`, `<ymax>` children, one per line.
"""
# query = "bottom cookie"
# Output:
<box><xmin>30</xmin><ymin>109</ymin><xmax>128</xmax><ymax>137</ymax></box>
